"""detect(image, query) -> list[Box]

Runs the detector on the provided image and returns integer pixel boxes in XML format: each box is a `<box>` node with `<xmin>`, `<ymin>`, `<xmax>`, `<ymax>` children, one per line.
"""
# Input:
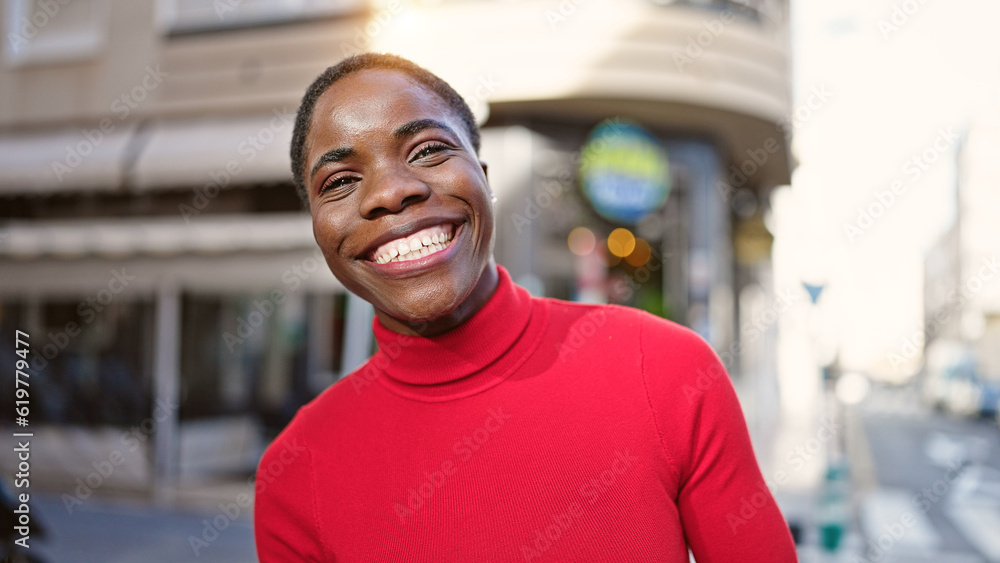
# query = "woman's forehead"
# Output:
<box><xmin>309</xmin><ymin>69</ymin><xmax>456</xmax><ymax>142</ymax></box>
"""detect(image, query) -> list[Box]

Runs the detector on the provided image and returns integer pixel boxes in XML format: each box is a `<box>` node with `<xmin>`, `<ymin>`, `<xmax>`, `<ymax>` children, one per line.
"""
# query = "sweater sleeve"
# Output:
<box><xmin>254</xmin><ymin>418</ymin><xmax>326</xmax><ymax>562</ymax></box>
<box><xmin>639</xmin><ymin>314</ymin><xmax>797</xmax><ymax>562</ymax></box>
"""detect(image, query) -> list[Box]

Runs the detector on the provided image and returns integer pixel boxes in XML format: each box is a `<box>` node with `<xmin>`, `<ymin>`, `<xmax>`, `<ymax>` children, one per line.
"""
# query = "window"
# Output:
<box><xmin>178</xmin><ymin>291</ymin><xmax>346</xmax><ymax>431</ymax></box>
<box><xmin>3</xmin><ymin>0</ymin><xmax>109</xmax><ymax>66</ymax></box>
<box><xmin>649</xmin><ymin>0</ymin><xmax>776</xmax><ymax>25</ymax></box>
<box><xmin>0</xmin><ymin>297</ymin><xmax>154</xmax><ymax>426</ymax></box>
<box><xmin>158</xmin><ymin>0</ymin><xmax>365</xmax><ymax>35</ymax></box>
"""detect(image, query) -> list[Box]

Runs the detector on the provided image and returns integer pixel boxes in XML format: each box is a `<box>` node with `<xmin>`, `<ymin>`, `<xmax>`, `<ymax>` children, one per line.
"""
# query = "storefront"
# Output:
<box><xmin>485</xmin><ymin>118</ymin><xmax>746</xmax><ymax>360</ymax></box>
<box><xmin>0</xmin><ymin>122</ymin><xmax>365</xmax><ymax>498</ymax></box>
<box><xmin>0</xmin><ymin>0</ymin><xmax>791</xmax><ymax>499</ymax></box>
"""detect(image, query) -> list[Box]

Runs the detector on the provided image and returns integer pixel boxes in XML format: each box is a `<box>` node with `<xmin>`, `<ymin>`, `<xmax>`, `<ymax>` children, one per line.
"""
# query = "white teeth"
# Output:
<box><xmin>372</xmin><ymin>224</ymin><xmax>456</xmax><ymax>264</ymax></box>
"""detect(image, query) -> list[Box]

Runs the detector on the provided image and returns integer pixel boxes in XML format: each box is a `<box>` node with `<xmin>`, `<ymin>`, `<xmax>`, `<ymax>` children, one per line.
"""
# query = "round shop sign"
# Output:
<box><xmin>579</xmin><ymin>120</ymin><xmax>670</xmax><ymax>225</ymax></box>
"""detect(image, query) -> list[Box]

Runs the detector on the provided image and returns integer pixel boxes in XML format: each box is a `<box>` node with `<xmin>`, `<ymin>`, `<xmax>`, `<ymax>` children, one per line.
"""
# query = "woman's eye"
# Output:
<box><xmin>319</xmin><ymin>175</ymin><xmax>359</xmax><ymax>195</ymax></box>
<box><xmin>410</xmin><ymin>143</ymin><xmax>450</xmax><ymax>162</ymax></box>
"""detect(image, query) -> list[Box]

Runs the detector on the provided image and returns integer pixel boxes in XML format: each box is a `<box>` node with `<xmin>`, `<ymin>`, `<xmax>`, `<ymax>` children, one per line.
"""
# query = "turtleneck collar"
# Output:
<box><xmin>369</xmin><ymin>265</ymin><xmax>545</xmax><ymax>401</ymax></box>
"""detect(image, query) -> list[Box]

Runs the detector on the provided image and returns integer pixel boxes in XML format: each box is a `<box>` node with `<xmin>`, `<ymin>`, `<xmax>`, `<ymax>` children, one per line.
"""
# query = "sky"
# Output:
<box><xmin>772</xmin><ymin>0</ymin><xmax>1000</xmax><ymax>383</ymax></box>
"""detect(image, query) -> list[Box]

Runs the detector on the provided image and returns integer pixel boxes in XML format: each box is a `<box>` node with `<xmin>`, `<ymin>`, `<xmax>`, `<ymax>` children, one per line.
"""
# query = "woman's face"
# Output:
<box><xmin>302</xmin><ymin>68</ymin><xmax>495</xmax><ymax>329</ymax></box>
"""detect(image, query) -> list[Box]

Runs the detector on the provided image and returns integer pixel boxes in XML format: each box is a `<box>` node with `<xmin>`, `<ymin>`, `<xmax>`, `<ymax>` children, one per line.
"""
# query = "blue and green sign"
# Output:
<box><xmin>579</xmin><ymin>119</ymin><xmax>671</xmax><ymax>224</ymax></box>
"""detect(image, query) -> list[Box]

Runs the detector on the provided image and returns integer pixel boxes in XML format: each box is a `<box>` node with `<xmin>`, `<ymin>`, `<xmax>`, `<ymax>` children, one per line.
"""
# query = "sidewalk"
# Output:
<box><xmin>24</xmin><ymin>492</ymin><xmax>256</xmax><ymax>563</ymax></box>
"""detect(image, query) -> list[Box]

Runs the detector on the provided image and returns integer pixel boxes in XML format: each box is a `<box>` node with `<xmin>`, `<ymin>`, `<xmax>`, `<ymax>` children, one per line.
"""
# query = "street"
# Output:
<box><xmin>849</xmin><ymin>384</ymin><xmax>1000</xmax><ymax>562</ymax></box>
<box><xmin>18</xmin><ymin>493</ymin><xmax>256</xmax><ymax>563</ymax></box>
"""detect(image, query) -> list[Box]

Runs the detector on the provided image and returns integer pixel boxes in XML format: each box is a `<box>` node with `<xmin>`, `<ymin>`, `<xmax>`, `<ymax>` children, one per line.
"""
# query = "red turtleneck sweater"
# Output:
<box><xmin>254</xmin><ymin>266</ymin><xmax>796</xmax><ymax>562</ymax></box>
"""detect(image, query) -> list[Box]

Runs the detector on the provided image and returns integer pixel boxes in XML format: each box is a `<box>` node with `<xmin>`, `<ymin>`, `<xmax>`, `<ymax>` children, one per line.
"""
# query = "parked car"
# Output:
<box><xmin>921</xmin><ymin>340</ymin><xmax>1000</xmax><ymax>419</ymax></box>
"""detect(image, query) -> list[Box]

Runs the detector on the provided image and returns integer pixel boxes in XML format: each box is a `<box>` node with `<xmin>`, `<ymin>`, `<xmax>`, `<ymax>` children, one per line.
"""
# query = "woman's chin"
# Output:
<box><xmin>378</xmin><ymin>292</ymin><xmax>464</xmax><ymax>328</ymax></box>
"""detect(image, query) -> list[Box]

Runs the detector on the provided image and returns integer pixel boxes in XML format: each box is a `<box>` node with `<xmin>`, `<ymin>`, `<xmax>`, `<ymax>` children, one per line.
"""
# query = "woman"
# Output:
<box><xmin>254</xmin><ymin>53</ymin><xmax>797</xmax><ymax>562</ymax></box>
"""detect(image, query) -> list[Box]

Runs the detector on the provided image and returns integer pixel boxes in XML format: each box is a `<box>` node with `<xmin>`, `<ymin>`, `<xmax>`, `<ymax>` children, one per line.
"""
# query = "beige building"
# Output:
<box><xmin>924</xmin><ymin>100</ymin><xmax>1000</xmax><ymax>385</ymax></box>
<box><xmin>0</xmin><ymin>0</ymin><xmax>791</xmax><ymax>500</ymax></box>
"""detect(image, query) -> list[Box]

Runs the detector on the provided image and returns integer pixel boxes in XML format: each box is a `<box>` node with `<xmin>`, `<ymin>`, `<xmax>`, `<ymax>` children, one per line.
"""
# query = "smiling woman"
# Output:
<box><xmin>253</xmin><ymin>53</ymin><xmax>798</xmax><ymax>562</ymax></box>
<box><xmin>298</xmin><ymin>61</ymin><xmax>497</xmax><ymax>336</ymax></box>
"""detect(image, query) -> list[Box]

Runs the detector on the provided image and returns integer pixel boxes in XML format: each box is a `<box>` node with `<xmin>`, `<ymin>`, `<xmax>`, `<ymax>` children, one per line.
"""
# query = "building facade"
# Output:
<box><xmin>0</xmin><ymin>0</ymin><xmax>791</xmax><ymax>499</ymax></box>
<box><xmin>923</xmin><ymin>101</ymin><xmax>1000</xmax><ymax>386</ymax></box>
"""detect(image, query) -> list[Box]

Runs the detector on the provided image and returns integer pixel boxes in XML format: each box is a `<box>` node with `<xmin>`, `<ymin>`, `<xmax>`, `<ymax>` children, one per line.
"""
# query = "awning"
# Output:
<box><xmin>0</xmin><ymin>213</ymin><xmax>341</xmax><ymax>296</ymax></box>
<box><xmin>0</xmin><ymin>110</ymin><xmax>296</xmax><ymax>196</ymax></box>
<box><xmin>0</xmin><ymin>212</ymin><xmax>315</xmax><ymax>259</ymax></box>
<box><xmin>130</xmin><ymin>111</ymin><xmax>295</xmax><ymax>191</ymax></box>
<box><xmin>0</xmin><ymin>122</ymin><xmax>136</xmax><ymax>194</ymax></box>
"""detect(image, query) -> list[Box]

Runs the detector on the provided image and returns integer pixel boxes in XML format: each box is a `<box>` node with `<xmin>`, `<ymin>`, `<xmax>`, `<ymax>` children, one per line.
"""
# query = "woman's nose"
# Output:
<box><xmin>359</xmin><ymin>167</ymin><xmax>431</xmax><ymax>219</ymax></box>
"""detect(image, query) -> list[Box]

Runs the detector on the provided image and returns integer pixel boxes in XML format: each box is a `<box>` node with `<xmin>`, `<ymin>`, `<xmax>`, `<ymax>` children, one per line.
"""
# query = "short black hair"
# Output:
<box><xmin>290</xmin><ymin>53</ymin><xmax>482</xmax><ymax>204</ymax></box>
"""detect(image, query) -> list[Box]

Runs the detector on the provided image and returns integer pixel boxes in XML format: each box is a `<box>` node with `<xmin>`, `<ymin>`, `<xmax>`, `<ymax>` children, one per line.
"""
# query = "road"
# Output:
<box><xmin>852</xmin><ymin>384</ymin><xmax>1000</xmax><ymax>563</ymax></box>
<box><xmin>16</xmin><ymin>493</ymin><xmax>256</xmax><ymax>563</ymax></box>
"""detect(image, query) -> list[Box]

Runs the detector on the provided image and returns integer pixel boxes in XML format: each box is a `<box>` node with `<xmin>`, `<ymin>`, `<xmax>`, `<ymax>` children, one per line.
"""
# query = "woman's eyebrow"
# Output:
<box><xmin>309</xmin><ymin>147</ymin><xmax>355</xmax><ymax>181</ymax></box>
<box><xmin>393</xmin><ymin>118</ymin><xmax>459</xmax><ymax>140</ymax></box>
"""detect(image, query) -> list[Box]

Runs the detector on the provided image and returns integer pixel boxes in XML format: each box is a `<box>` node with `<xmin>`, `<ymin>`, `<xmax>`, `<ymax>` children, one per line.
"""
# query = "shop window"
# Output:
<box><xmin>0</xmin><ymin>298</ymin><xmax>153</xmax><ymax>426</ymax></box>
<box><xmin>178</xmin><ymin>291</ymin><xmax>345</xmax><ymax>430</ymax></box>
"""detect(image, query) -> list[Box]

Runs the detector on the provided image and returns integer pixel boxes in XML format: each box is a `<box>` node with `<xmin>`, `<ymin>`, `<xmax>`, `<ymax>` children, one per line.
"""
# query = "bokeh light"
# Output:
<box><xmin>607</xmin><ymin>228</ymin><xmax>636</xmax><ymax>258</ymax></box>
<box><xmin>625</xmin><ymin>238</ymin><xmax>651</xmax><ymax>267</ymax></box>
<box><xmin>567</xmin><ymin>226</ymin><xmax>597</xmax><ymax>256</ymax></box>
<box><xmin>835</xmin><ymin>372</ymin><xmax>871</xmax><ymax>406</ymax></box>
